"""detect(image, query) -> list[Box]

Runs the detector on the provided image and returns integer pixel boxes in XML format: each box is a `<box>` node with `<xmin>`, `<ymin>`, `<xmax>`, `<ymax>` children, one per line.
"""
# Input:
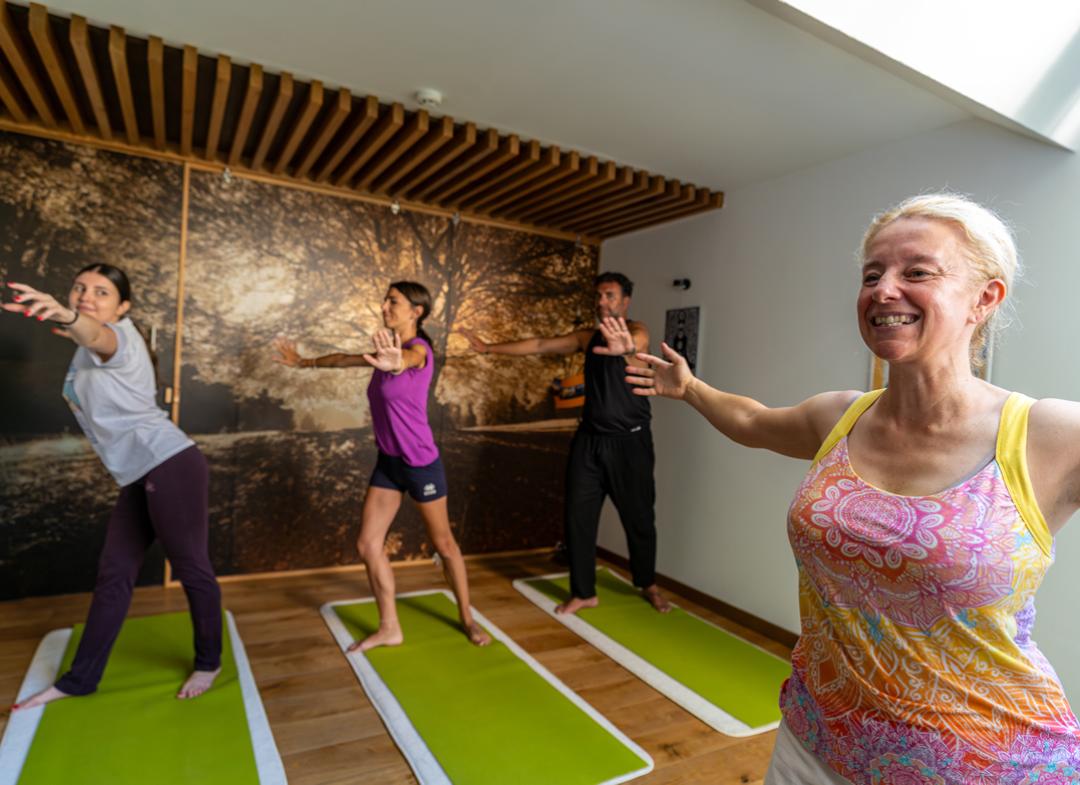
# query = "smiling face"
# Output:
<box><xmin>68</xmin><ymin>270</ymin><xmax>130</xmax><ymax>323</ymax></box>
<box><xmin>381</xmin><ymin>286</ymin><xmax>422</xmax><ymax>332</ymax></box>
<box><xmin>858</xmin><ymin>217</ymin><xmax>999</xmax><ymax>367</ymax></box>
<box><xmin>595</xmin><ymin>281</ymin><xmax>630</xmax><ymax>321</ymax></box>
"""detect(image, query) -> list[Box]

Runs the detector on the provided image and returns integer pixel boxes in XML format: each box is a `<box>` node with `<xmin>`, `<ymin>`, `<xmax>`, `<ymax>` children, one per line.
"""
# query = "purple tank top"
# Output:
<box><xmin>366</xmin><ymin>337</ymin><xmax>439</xmax><ymax>467</ymax></box>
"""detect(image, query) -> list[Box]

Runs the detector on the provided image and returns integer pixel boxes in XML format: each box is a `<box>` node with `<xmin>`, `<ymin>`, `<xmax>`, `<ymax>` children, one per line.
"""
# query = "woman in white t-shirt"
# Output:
<box><xmin>5</xmin><ymin>264</ymin><xmax>223</xmax><ymax>710</ymax></box>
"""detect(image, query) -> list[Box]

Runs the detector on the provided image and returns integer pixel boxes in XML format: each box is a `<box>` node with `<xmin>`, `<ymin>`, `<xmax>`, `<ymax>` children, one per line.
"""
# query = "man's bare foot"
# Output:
<box><xmin>348</xmin><ymin>626</ymin><xmax>404</xmax><ymax>653</ymax></box>
<box><xmin>643</xmin><ymin>585</ymin><xmax>672</xmax><ymax>613</ymax></box>
<box><xmin>555</xmin><ymin>595</ymin><xmax>599</xmax><ymax>615</ymax></box>
<box><xmin>177</xmin><ymin>667</ymin><xmax>222</xmax><ymax>699</ymax></box>
<box><xmin>463</xmin><ymin>621</ymin><xmax>491</xmax><ymax>647</ymax></box>
<box><xmin>13</xmin><ymin>685</ymin><xmax>70</xmax><ymax>711</ymax></box>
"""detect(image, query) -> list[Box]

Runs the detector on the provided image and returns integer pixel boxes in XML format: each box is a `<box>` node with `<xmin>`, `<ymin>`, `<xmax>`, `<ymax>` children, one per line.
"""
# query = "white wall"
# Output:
<box><xmin>599</xmin><ymin>117</ymin><xmax>1080</xmax><ymax>701</ymax></box>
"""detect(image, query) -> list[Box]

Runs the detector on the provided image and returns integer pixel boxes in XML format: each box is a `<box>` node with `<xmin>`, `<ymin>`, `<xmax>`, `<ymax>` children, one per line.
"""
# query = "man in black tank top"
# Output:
<box><xmin>462</xmin><ymin>272</ymin><xmax>670</xmax><ymax>615</ymax></box>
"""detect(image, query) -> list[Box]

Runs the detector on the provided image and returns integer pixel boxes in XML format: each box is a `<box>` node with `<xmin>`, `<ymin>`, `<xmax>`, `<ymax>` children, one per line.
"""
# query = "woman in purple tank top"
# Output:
<box><xmin>274</xmin><ymin>281</ymin><xmax>490</xmax><ymax>651</ymax></box>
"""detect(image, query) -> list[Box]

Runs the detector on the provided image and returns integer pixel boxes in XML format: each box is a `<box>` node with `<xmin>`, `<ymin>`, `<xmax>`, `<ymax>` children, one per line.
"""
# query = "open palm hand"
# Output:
<box><xmin>363</xmin><ymin>329</ymin><xmax>404</xmax><ymax>373</ymax></box>
<box><xmin>625</xmin><ymin>342</ymin><xmax>694</xmax><ymax>399</ymax></box>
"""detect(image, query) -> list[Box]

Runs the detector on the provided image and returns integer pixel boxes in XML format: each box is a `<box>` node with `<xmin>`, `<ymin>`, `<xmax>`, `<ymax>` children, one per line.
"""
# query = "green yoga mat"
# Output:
<box><xmin>0</xmin><ymin>611</ymin><xmax>285</xmax><ymax>785</ymax></box>
<box><xmin>514</xmin><ymin>568</ymin><xmax>791</xmax><ymax>736</ymax></box>
<box><xmin>322</xmin><ymin>591</ymin><xmax>652</xmax><ymax>785</ymax></box>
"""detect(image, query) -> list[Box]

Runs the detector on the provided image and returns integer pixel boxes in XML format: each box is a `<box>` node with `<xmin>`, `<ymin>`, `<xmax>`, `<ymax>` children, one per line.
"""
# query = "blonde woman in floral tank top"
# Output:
<box><xmin>620</xmin><ymin>194</ymin><xmax>1080</xmax><ymax>784</ymax></box>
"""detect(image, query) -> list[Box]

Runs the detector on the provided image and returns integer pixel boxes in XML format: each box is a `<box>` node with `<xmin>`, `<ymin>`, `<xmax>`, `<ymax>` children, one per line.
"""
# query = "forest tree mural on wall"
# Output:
<box><xmin>0</xmin><ymin>130</ymin><xmax>598</xmax><ymax>598</ymax></box>
<box><xmin>182</xmin><ymin>172</ymin><xmax>597</xmax><ymax>574</ymax></box>
<box><xmin>0</xmin><ymin>132</ymin><xmax>182</xmax><ymax>599</ymax></box>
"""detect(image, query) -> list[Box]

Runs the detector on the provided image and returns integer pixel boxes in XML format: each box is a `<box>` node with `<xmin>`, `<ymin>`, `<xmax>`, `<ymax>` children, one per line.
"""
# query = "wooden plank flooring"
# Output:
<box><xmin>0</xmin><ymin>552</ymin><xmax>788</xmax><ymax>784</ymax></box>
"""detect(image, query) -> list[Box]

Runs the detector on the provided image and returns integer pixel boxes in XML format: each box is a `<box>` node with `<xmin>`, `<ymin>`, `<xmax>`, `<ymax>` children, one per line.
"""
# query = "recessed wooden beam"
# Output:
<box><xmin>0</xmin><ymin>2</ymin><xmax>56</xmax><ymax>126</ymax></box>
<box><xmin>388</xmin><ymin>120</ymin><xmax>473</xmax><ymax>198</ymax></box>
<box><xmin>179</xmin><ymin>45</ymin><xmax>197</xmax><ymax>156</ymax></box>
<box><xmin>594</xmin><ymin>191</ymin><xmax>722</xmax><ymax>237</ymax></box>
<box><xmin>315</xmin><ymin>94</ymin><xmax>377</xmax><ymax>182</ymax></box>
<box><xmin>518</xmin><ymin>162</ymin><xmax>623</xmax><ymax>223</ymax></box>
<box><xmin>423</xmin><ymin>134</ymin><xmax>520</xmax><ymax>205</ymax></box>
<box><xmin>578</xmin><ymin>181</ymin><xmax>693</xmax><ymax>234</ymax></box>
<box><xmin>352</xmin><ymin>109</ymin><xmax>428</xmax><ymax>190</ymax></box>
<box><xmin>374</xmin><ymin>115</ymin><xmax>453</xmax><ymax>195</ymax></box>
<box><xmin>561</xmin><ymin>173</ymin><xmax>664</xmax><ymax>229</ymax></box>
<box><xmin>408</xmin><ymin>127</ymin><xmax>498</xmax><ymax>202</ymax></box>
<box><xmin>534</xmin><ymin>167</ymin><xmax>644</xmax><ymax>225</ymax></box>
<box><xmin>571</xmin><ymin>177</ymin><xmax>682</xmax><ymax>233</ymax></box>
<box><xmin>228</xmin><ymin>63</ymin><xmax>262</xmax><ymax>167</ymax></box>
<box><xmin>273</xmin><ymin>79</ymin><xmax>323</xmax><ymax>175</ymax></box>
<box><xmin>440</xmin><ymin>137</ymin><xmax>535</xmax><ymax>207</ymax></box>
<box><xmin>294</xmin><ymin>86</ymin><xmax>351</xmax><ymax>179</ymax></box>
<box><xmin>28</xmin><ymin>4</ymin><xmax>83</xmax><ymax>133</ymax></box>
<box><xmin>69</xmin><ymin>15</ymin><xmax>109</xmax><ymax>139</ymax></box>
<box><xmin>333</xmin><ymin>101</ymin><xmax>404</xmax><ymax>187</ymax></box>
<box><xmin>506</xmin><ymin>157</ymin><xmax>607</xmax><ymax>220</ymax></box>
<box><xmin>251</xmin><ymin>71</ymin><xmax>293</xmax><ymax>171</ymax></box>
<box><xmin>107</xmin><ymin>26</ymin><xmax>139</xmax><ymax>144</ymax></box>
<box><xmin>527</xmin><ymin>165</ymin><xmax>635</xmax><ymax>225</ymax></box>
<box><xmin>482</xmin><ymin>150</ymin><xmax>580</xmax><ymax>215</ymax></box>
<box><xmin>588</xmin><ymin>185</ymin><xmax>698</xmax><ymax>235</ymax></box>
<box><xmin>147</xmin><ymin>36</ymin><xmax>166</xmax><ymax>149</ymax></box>
<box><xmin>204</xmin><ymin>54</ymin><xmax>231</xmax><ymax>161</ymax></box>
<box><xmin>0</xmin><ymin>56</ymin><xmax>28</xmax><ymax>123</ymax></box>
<box><xmin>594</xmin><ymin>197</ymin><xmax>717</xmax><ymax>238</ymax></box>
<box><xmin>467</xmin><ymin>145</ymin><xmax>560</xmax><ymax>212</ymax></box>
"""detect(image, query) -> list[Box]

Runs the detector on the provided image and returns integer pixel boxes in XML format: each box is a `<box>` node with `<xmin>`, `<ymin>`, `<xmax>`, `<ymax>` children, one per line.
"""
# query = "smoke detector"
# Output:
<box><xmin>415</xmin><ymin>88</ymin><xmax>443</xmax><ymax>111</ymax></box>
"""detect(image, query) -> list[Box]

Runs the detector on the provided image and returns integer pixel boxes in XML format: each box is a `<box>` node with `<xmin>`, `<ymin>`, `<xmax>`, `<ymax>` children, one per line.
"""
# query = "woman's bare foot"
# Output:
<box><xmin>463</xmin><ymin>621</ymin><xmax>491</xmax><ymax>647</ymax></box>
<box><xmin>177</xmin><ymin>667</ymin><xmax>222</xmax><ymax>699</ymax></box>
<box><xmin>643</xmin><ymin>585</ymin><xmax>672</xmax><ymax>613</ymax></box>
<box><xmin>555</xmin><ymin>595</ymin><xmax>599</xmax><ymax>615</ymax></box>
<box><xmin>348</xmin><ymin>625</ymin><xmax>404</xmax><ymax>653</ymax></box>
<box><xmin>13</xmin><ymin>685</ymin><xmax>70</xmax><ymax>711</ymax></box>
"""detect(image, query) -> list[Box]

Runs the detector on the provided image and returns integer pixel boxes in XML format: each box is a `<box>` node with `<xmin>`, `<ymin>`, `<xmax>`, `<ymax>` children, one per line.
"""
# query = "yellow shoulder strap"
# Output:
<box><xmin>996</xmin><ymin>392</ymin><xmax>1053</xmax><ymax>558</ymax></box>
<box><xmin>813</xmin><ymin>388</ymin><xmax>886</xmax><ymax>464</ymax></box>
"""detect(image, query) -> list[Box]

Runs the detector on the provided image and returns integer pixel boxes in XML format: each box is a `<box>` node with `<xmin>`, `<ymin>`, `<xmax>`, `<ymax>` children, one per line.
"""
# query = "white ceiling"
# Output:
<box><xmin>42</xmin><ymin>0</ymin><xmax>970</xmax><ymax>189</ymax></box>
<box><xmin>766</xmin><ymin>0</ymin><xmax>1080</xmax><ymax>149</ymax></box>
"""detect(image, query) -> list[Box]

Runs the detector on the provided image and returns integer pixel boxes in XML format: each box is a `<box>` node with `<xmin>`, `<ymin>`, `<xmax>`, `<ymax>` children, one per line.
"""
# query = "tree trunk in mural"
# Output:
<box><xmin>400</xmin><ymin>211</ymin><xmax>595</xmax><ymax>421</ymax></box>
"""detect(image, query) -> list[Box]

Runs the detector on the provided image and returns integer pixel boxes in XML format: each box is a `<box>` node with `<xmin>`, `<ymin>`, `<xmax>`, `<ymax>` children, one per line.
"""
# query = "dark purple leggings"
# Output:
<box><xmin>55</xmin><ymin>445</ymin><xmax>222</xmax><ymax>696</ymax></box>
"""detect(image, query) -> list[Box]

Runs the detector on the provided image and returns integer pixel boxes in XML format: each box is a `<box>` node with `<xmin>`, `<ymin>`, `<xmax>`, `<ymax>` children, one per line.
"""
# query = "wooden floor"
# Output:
<box><xmin>0</xmin><ymin>551</ymin><xmax>788</xmax><ymax>784</ymax></box>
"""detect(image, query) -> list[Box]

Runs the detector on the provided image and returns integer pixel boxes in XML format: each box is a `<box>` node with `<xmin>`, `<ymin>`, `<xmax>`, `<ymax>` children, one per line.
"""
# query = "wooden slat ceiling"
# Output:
<box><xmin>0</xmin><ymin>2</ymin><xmax>723</xmax><ymax>241</ymax></box>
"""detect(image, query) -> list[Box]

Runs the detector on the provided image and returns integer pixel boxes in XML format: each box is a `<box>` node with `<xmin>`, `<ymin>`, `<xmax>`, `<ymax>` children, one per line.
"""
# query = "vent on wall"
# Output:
<box><xmin>0</xmin><ymin>1</ymin><xmax>723</xmax><ymax>241</ymax></box>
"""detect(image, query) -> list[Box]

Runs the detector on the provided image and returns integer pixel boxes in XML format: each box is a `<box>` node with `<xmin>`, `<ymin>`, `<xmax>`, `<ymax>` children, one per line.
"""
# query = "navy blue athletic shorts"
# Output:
<box><xmin>369</xmin><ymin>451</ymin><xmax>448</xmax><ymax>502</ymax></box>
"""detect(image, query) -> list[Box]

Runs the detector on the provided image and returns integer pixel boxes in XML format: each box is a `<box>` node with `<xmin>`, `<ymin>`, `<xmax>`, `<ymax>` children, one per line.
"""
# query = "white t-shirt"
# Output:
<box><xmin>62</xmin><ymin>317</ymin><xmax>193</xmax><ymax>486</ymax></box>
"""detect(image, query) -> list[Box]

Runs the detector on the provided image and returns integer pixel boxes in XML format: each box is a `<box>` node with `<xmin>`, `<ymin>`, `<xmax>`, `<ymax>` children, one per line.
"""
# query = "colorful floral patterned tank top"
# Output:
<box><xmin>782</xmin><ymin>389</ymin><xmax>1080</xmax><ymax>784</ymax></box>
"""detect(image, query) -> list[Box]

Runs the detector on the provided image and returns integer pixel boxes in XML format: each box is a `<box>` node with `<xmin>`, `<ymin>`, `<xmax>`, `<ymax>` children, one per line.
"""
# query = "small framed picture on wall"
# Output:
<box><xmin>665</xmin><ymin>306</ymin><xmax>700</xmax><ymax>375</ymax></box>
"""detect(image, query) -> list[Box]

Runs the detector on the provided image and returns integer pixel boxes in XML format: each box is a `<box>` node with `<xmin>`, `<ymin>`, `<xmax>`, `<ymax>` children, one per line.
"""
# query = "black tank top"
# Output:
<box><xmin>582</xmin><ymin>329</ymin><xmax>651</xmax><ymax>434</ymax></box>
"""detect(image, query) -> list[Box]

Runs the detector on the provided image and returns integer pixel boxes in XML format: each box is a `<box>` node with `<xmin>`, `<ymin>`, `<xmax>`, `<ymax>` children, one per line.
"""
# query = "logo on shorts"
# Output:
<box><xmin>423</xmin><ymin>482</ymin><xmax>437</xmax><ymax>497</ymax></box>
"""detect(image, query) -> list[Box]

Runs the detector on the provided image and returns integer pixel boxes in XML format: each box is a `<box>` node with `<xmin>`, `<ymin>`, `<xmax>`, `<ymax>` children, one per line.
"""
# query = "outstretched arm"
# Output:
<box><xmin>460</xmin><ymin>327</ymin><xmax>590</xmax><ymax>356</ymax></box>
<box><xmin>4</xmin><ymin>282</ymin><xmax>119</xmax><ymax>360</ymax></box>
<box><xmin>626</xmin><ymin>341</ymin><xmax>858</xmax><ymax>460</ymax></box>
<box><xmin>272</xmin><ymin>336</ymin><xmax>370</xmax><ymax>368</ymax></box>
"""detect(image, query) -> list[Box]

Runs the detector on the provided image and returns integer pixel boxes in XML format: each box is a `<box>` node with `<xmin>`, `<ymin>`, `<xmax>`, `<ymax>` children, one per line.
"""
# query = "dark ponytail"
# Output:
<box><xmin>389</xmin><ymin>280</ymin><xmax>434</xmax><ymax>349</ymax></box>
<box><xmin>75</xmin><ymin>263</ymin><xmax>159</xmax><ymax>380</ymax></box>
